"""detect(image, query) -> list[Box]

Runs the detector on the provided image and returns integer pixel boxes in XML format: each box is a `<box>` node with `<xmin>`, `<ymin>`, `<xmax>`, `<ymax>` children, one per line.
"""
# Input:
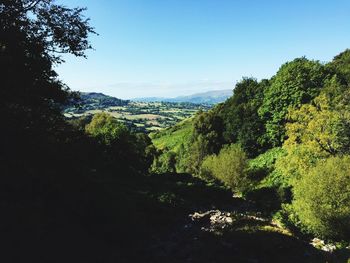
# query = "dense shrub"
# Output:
<box><xmin>151</xmin><ymin>150</ymin><xmax>177</xmax><ymax>173</ymax></box>
<box><xmin>292</xmin><ymin>156</ymin><xmax>350</xmax><ymax>239</ymax></box>
<box><xmin>85</xmin><ymin>112</ymin><xmax>155</xmax><ymax>172</ymax></box>
<box><xmin>85</xmin><ymin>112</ymin><xmax>129</xmax><ymax>145</ymax></box>
<box><xmin>201</xmin><ymin>144</ymin><xmax>250</xmax><ymax>193</ymax></box>
<box><xmin>248</xmin><ymin>147</ymin><xmax>285</xmax><ymax>184</ymax></box>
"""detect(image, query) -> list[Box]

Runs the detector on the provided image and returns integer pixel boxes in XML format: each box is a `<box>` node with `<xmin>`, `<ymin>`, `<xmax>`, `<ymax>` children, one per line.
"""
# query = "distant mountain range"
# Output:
<box><xmin>133</xmin><ymin>89</ymin><xmax>233</xmax><ymax>105</ymax></box>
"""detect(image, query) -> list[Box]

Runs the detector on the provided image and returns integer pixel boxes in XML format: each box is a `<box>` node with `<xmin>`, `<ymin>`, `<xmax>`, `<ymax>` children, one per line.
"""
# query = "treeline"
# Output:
<box><xmin>64</xmin><ymin>92</ymin><xmax>130</xmax><ymax>113</ymax></box>
<box><xmin>152</xmin><ymin>50</ymin><xmax>350</xmax><ymax>240</ymax></box>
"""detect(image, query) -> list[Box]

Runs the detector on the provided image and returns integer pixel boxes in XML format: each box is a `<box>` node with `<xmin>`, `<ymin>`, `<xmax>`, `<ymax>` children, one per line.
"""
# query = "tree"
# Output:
<box><xmin>327</xmin><ymin>49</ymin><xmax>350</xmax><ymax>84</ymax></box>
<box><xmin>86</xmin><ymin>112</ymin><xmax>155</xmax><ymax>172</ymax></box>
<box><xmin>201</xmin><ymin>144</ymin><xmax>250</xmax><ymax>193</ymax></box>
<box><xmin>0</xmin><ymin>0</ymin><xmax>96</xmax><ymax>184</ymax></box>
<box><xmin>193</xmin><ymin>110</ymin><xmax>224</xmax><ymax>154</ymax></box>
<box><xmin>220</xmin><ymin>77</ymin><xmax>268</xmax><ymax>156</ymax></box>
<box><xmin>135</xmin><ymin>133</ymin><xmax>158</xmax><ymax>171</ymax></box>
<box><xmin>276</xmin><ymin>81</ymin><xmax>350</xmax><ymax>183</ymax></box>
<box><xmin>0</xmin><ymin>0</ymin><xmax>95</xmax><ymax>139</ymax></box>
<box><xmin>85</xmin><ymin>112</ymin><xmax>129</xmax><ymax>145</ymax></box>
<box><xmin>0</xmin><ymin>2</ymin><xmax>104</xmax><ymax>260</ymax></box>
<box><xmin>181</xmin><ymin>110</ymin><xmax>225</xmax><ymax>175</ymax></box>
<box><xmin>259</xmin><ymin>58</ymin><xmax>329</xmax><ymax>146</ymax></box>
<box><xmin>292</xmin><ymin>156</ymin><xmax>350</xmax><ymax>239</ymax></box>
<box><xmin>185</xmin><ymin>135</ymin><xmax>211</xmax><ymax>175</ymax></box>
<box><xmin>151</xmin><ymin>150</ymin><xmax>177</xmax><ymax>174</ymax></box>
<box><xmin>175</xmin><ymin>143</ymin><xmax>189</xmax><ymax>173</ymax></box>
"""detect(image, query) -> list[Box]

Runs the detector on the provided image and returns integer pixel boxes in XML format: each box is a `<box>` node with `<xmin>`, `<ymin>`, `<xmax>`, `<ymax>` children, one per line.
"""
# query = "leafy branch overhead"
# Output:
<box><xmin>1</xmin><ymin>0</ymin><xmax>96</xmax><ymax>62</ymax></box>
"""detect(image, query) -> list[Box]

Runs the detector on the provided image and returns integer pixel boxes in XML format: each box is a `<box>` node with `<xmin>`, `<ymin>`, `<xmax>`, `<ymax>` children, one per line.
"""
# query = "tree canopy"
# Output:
<box><xmin>1</xmin><ymin>0</ymin><xmax>96</xmax><ymax>138</ymax></box>
<box><xmin>259</xmin><ymin>58</ymin><xmax>330</xmax><ymax>146</ymax></box>
<box><xmin>220</xmin><ymin>77</ymin><xmax>268</xmax><ymax>156</ymax></box>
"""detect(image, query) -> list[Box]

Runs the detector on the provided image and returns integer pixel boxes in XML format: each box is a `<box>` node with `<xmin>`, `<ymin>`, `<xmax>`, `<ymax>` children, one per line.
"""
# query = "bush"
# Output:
<box><xmin>85</xmin><ymin>112</ymin><xmax>155</xmax><ymax>172</ymax></box>
<box><xmin>151</xmin><ymin>150</ymin><xmax>177</xmax><ymax>174</ymax></box>
<box><xmin>292</xmin><ymin>156</ymin><xmax>350</xmax><ymax>239</ymax></box>
<box><xmin>85</xmin><ymin>112</ymin><xmax>129</xmax><ymax>145</ymax></box>
<box><xmin>273</xmin><ymin>204</ymin><xmax>305</xmax><ymax>233</ymax></box>
<box><xmin>201</xmin><ymin>144</ymin><xmax>250</xmax><ymax>193</ymax></box>
<box><xmin>248</xmin><ymin>147</ymin><xmax>285</xmax><ymax>184</ymax></box>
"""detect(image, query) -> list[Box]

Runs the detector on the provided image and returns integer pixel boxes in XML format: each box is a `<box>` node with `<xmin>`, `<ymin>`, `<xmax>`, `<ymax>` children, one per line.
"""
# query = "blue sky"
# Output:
<box><xmin>56</xmin><ymin>0</ymin><xmax>350</xmax><ymax>99</ymax></box>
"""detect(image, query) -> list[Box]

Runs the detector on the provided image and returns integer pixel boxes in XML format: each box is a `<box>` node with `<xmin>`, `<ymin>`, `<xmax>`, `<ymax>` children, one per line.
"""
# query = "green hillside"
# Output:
<box><xmin>150</xmin><ymin>117</ymin><xmax>193</xmax><ymax>152</ymax></box>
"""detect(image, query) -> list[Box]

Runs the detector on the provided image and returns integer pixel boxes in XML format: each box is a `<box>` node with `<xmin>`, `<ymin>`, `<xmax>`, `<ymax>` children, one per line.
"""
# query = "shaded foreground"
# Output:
<box><xmin>2</xmin><ymin>172</ymin><xmax>348</xmax><ymax>262</ymax></box>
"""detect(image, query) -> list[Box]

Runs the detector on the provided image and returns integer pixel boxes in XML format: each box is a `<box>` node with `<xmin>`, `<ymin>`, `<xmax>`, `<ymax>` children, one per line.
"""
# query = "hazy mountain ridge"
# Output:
<box><xmin>133</xmin><ymin>89</ymin><xmax>233</xmax><ymax>104</ymax></box>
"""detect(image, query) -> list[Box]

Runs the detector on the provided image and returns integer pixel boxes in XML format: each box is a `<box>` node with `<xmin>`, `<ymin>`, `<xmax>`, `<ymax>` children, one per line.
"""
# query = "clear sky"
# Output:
<box><xmin>56</xmin><ymin>0</ymin><xmax>350</xmax><ymax>99</ymax></box>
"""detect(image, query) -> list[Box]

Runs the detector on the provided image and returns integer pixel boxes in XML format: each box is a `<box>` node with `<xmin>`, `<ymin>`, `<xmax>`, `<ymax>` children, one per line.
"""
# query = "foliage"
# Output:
<box><xmin>85</xmin><ymin>112</ymin><xmax>129</xmax><ymax>145</ymax></box>
<box><xmin>259</xmin><ymin>58</ymin><xmax>330</xmax><ymax>146</ymax></box>
<box><xmin>151</xmin><ymin>150</ymin><xmax>177</xmax><ymax>173</ymax></box>
<box><xmin>193</xmin><ymin>110</ymin><xmax>225</xmax><ymax>155</ymax></box>
<box><xmin>68</xmin><ymin>115</ymin><xmax>92</xmax><ymax>131</ymax></box>
<box><xmin>186</xmin><ymin>135</ymin><xmax>212</xmax><ymax>175</ymax></box>
<box><xmin>150</xmin><ymin>119</ymin><xmax>195</xmax><ymax>173</ymax></box>
<box><xmin>327</xmin><ymin>49</ymin><xmax>350</xmax><ymax>84</ymax></box>
<box><xmin>245</xmin><ymin>148</ymin><xmax>291</xmax><ymax>214</ymax></box>
<box><xmin>276</xmin><ymin>88</ymin><xmax>350</xmax><ymax>184</ymax></box>
<box><xmin>273</xmin><ymin>204</ymin><xmax>304</xmax><ymax>232</ymax></box>
<box><xmin>201</xmin><ymin>144</ymin><xmax>250</xmax><ymax>193</ymax></box>
<box><xmin>287</xmin><ymin>96</ymin><xmax>350</xmax><ymax>155</ymax></box>
<box><xmin>292</xmin><ymin>156</ymin><xmax>350</xmax><ymax>239</ymax></box>
<box><xmin>151</xmin><ymin>112</ymin><xmax>224</xmax><ymax>175</ymax></box>
<box><xmin>249</xmin><ymin>148</ymin><xmax>284</xmax><ymax>177</ymax></box>
<box><xmin>151</xmin><ymin>118</ymin><xmax>193</xmax><ymax>152</ymax></box>
<box><xmin>65</xmin><ymin>92</ymin><xmax>130</xmax><ymax>113</ymax></box>
<box><xmin>220</xmin><ymin>77</ymin><xmax>268</xmax><ymax>156</ymax></box>
<box><xmin>1</xmin><ymin>0</ymin><xmax>95</xmax><ymax>119</ymax></box>
<box><xmin>3</xmin><ymin>1</ymin><xmax>350</xmax><ymax>257</ymax></box>
<box><xmin>171</xmin><ymin>110</ymin><xmax>226</xmax><ymax>175</ymax></box>
<box><xmin>86</xmin><ymin>112</ymin><xmax>155</xmax><ymax>172</ymax></box>
<box><xmin>175</xmin><ymin>143</ymin><xmax>191</xmax><ymax>173</ymax></box>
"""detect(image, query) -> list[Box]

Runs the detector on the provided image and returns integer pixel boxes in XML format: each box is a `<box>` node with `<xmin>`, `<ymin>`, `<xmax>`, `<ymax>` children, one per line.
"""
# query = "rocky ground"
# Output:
<box><xmin>107</xmin><ymin>173</ymin><xmax>350</xmax><ymax>263</ymax></box>
<box><xmin>144</xmin><ymin>208</ymin><xmax>326</xmax><ymax>262</ymax></box>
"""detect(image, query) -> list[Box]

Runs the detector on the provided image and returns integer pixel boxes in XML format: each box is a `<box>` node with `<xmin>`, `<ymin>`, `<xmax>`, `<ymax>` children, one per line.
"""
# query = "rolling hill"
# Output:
<box><xmin>64</xmin><ymin>92</ymin><xmax>130</xmax><ymax>113</ymax></box>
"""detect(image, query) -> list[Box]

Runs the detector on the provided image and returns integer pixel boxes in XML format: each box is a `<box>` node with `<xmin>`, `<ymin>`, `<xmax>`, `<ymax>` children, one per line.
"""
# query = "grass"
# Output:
<box><xmin>151</xmin><ymin>118</ymin><xmax>193</xmax><ymax>152</ymax></box>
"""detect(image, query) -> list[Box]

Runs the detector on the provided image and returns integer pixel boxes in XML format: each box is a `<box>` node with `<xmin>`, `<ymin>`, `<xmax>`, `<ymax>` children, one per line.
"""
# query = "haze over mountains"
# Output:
<box><xmin>133</xmin><ymin>89</ymin><xmax>232</xmax><ymax>104</ymax></box>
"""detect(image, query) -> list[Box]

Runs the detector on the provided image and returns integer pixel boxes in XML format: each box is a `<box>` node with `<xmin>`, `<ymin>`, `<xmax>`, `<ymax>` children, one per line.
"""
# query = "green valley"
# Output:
<box><xmin>64</xmin><ymin>92</ymin><xmax>211</xmax><ymax>132</ymax></box>
<box><xmin>2</xmin><ymin>1</ymin><xmax>350</xmax><ymax>262</ymax></box>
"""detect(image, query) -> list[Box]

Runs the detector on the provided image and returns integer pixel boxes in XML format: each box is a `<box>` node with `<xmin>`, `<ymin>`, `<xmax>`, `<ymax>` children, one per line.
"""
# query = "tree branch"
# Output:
<box><xmin>23</xmin><ymin>0</ymin><xmax>42</xmax><ymax>12</ymax></box>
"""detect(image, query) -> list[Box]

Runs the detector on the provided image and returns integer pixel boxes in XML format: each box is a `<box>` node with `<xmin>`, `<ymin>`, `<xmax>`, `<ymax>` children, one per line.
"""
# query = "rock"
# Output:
<box><xmin>310</xmin><ymin>238</ymin><xmax>337</xmax><ymax>252</ymax></box>
<box><xmin>225</xmin><ymin>217</ymin><xmax>233</xmax><ymax>224</ymax></box>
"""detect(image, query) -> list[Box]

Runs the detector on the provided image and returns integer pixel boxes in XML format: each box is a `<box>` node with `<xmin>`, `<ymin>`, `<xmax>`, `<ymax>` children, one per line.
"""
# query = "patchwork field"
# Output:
<box><xmin>64</xmin><ymin>101</ymin><xmax>210</xmax><ymax>132</ymax></box>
